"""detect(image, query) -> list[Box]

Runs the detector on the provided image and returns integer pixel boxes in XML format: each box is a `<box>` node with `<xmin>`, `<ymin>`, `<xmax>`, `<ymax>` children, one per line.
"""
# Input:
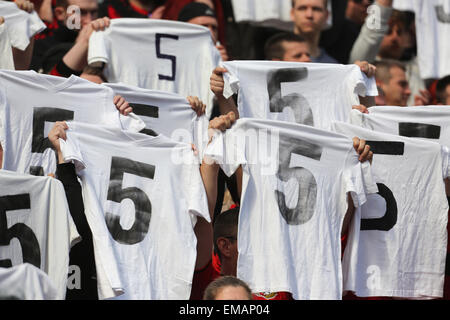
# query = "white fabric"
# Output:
<box><xmin>59</xmin><ymin>121</ymin><xmax>210</xmax><ymax>300</ymax></box>
<box><xmin>0</xmin><ymin>263</ymin><xmax>58</xmax><ymax>300</ymax></box>
<box><xmin>0</xmin><ymin>1</ymin><xmax>46</xmax><ymax>50</ymax></box>
<box><xmin>0</xmin><ymin>70</ymin><xmax>145</xmax><ymax>176</ymax></box>
<box><xmin>0</xmin><ymin>23</ymin><xmax>14</xmax><ymax>70</ymax></box>
<box><xmin>222</xmin><ymin>60</ymin><xmax>378</xmax><ymax>131</ymax></box>
<box><xmin>0</xmin><ymin>170</ymin><xmax>80</xmax><ymax>300</ymax></box>
<box><xmin>393</xmin><ymin>0</ymin><xmax>450</xmax><ymax>79</ymax></box>
<box><xmin>333</xmin><ymin>121</ymin><xmax>449</xmax><ymax>299</ymax></box>
<box><xmin>88</xmin><ymin>18</ymin><xmax>221</xmax><ymax>119</ymax></box>
<box><xmin>104</xmin><ymin>82</ymin><xmax>209</xmax><ymax>158</ymax></box>
<box><xmin>350</xmin><ymin>106</ymin><xmax>450</xmax><ymax>148</ymax></box>
<box><xmin>204</xmin><ymin>118</ymin><xmax>378</xmax><ymax>300</ymax></box>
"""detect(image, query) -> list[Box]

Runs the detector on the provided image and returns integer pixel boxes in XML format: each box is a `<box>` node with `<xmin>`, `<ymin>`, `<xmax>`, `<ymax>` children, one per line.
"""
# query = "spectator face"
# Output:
<box><xmin>281</xmin><ymin>41</ymin><xmax>312</xmax><ymax>62</ymax></box>
<box><xmin>443</xmin><ymin>85</ymin><xmax>450</xmax><ymax>105</ymax></box>
<box><xmin>378</xmin><ymin>66</ymin><xmax>411</xmax><ymax>106</ymax></box>
<box><xmin>291</xmin><ymin>0</ymin><xmax>328</xmax><ymax>36</ymax></box>
<box><xmin>56</xmin><ymin>0</ymin><xmax>98</xmax><ymax>28</ymax></box>
<box><xmin>379</xmin><ymin>23</ymin><xmax>406</xmax><ymax>60</ymax></box>
<box><xmin>346</xmin><ymin>0</ymin><xmax>373</xmax><ymax>25</ymax></box>
<box><xmin>188</xmin><ymin>16</ymin><xmax>219</xmax><ymax>43</ymax></box>
<box><xmin>214</xmin><ymin>286</ymin><xmax>252</xmax><ymax>300</ymax></box>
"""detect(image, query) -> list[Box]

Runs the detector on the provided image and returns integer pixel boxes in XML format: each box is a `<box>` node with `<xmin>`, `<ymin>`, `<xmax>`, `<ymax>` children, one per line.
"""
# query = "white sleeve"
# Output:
<box><xmin>349</xmin><ymin>108</ymin><xmax>366</xmax><ymax>127</ymax></box>
<box><xmin>0</xmin><ymin>24</ymin><xmax>15</xmax><ymax>70</ymax></box>
<box><xmin>350</xmin><ymin>66</ymin><xmax>379</xmax><ymax>97</ymax></box>
<box><xmin>203</xmin><ymin>129</ymin><xmax>246</xmax><ymax>177</ymax></box>
<box><xmin>5</xmin><ymin>10</ymin><xmax>46</xmax><ymax>50</ymax></box>
<box><xmin>393</xmin><ymin>0</ymin><xmax>415</xmax><ymax>11</ymax></box>
<box><xmin>221</xmin><ymin>62</ymin><xmax>240</xmax><ymax>99</ymax></box>
<box><xmin>119</xmin><ymin>112</ymin><xmax>146</xmax><ymax>132</ymax></box>
<box><xmin>87</xmin><ymin>30</ymin><xmax>109</xmax><ymax>64</ymax></box>
<box><xmin>344</xmin><ymin>154</ymin><xmax>379</xmax><ymax>207</ymax></box>
<box><xmin>59</xmin><ymin>123</ymin><xmax>86</xmax><ymax>173</ymax></box>
<box><xmin>184</xmin><ymin>160</ymin><xmax>211</xmax><ymax>223</ymax></box>
<box><xmin>442</xmin><ymin>146</ymin><xmax>450</xmax><ymax>179</ymax></box>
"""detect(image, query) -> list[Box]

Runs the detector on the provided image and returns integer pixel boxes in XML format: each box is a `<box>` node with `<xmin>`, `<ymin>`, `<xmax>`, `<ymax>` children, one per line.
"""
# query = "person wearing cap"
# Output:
<box><xmin>178</xmin><ymin>2</ymin><xmax>228</xmax><ymax>61</ymax></box>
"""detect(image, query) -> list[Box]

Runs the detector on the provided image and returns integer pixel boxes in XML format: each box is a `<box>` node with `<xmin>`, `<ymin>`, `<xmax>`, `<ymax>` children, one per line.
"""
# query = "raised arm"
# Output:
<box><xmin>195</xmin><ymin>111</ymin><xmax>236</xmax><ymax>270</ymax></box>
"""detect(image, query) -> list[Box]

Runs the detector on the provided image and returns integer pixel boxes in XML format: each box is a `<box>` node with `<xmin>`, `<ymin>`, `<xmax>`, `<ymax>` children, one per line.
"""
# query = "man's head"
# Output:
<box><xmin>436</xmin><ymin>75</ymin><xmax>450</xmax><ymax>105</ymax></box>
<box><xmin>378</xmin><ymin>10</ymin><xmax>411</xmax><ymax>60</ymax></box>
<box><xmin>178</xmin><ymin>2</ymin><xmax>219</xmax><ymax>42</ymax></box>
<box><xmin>264</xmin><ymin>32</ymin><xmax>312</xmax><ymax>62</ymax></box>
<box><xmin>290</xmin><ymin>0</ymin><xmax>329</xmax><ymax>37</ymax></box>
<box><xmin>203</xmin><ymin>276</ymin><xmax>252</xmax><ymax>300</ymax></box>
<box><xmin>213</xmin><ymin>207</ymin><xmax>239</xmax><ymax>276</ymax></box>
<box><xmin>54</xmin><ymin>0</ymin><xmax>98</xmax><ymax>29</ymax></box>
<box><xmin>374</xmin><ymin>59</ymin><xmax>411</xmax><ymax>106</ymax></box>
<box><xmin>346</xmin><ymin>0</ymin><xmax>374</xmax><ymax>25</ymax></box>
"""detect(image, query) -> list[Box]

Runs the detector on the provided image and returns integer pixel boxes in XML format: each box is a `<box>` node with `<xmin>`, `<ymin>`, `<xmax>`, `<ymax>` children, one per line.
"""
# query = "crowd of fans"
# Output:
<box><xmin>1</xmin><ymin>0</ymin><xmax>450</xmax><ymax>301</ymax></box>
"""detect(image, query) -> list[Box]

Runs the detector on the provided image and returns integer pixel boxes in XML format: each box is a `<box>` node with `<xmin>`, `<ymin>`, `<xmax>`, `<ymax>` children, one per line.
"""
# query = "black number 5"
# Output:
<box><xmin>31</xmin><ymin>107</ymin><xmax>74</xmax><ymax>176</ymax></box>
<box><xmin>105</xmin><ymin>157</ymin><xmax>155</xmax><ymax>245</ymax></box>
<box><xmin>0</xmin><ymin>194</ymin><xmax>41</xmax><ymax>268</ymax></box>
<box><xmin>360</xmin><ymin>141</ymin><xmax>403</xmax><ymax>232</ymax></box>
<box><xmin>267</xmin><ymin>68</ymin><xmax>314</xmax><ymax>126</ymax></box>
<box><xmin>155</xmin><ymin>33</ymin><xmax>179</xmax><ymax>81</ymax></box>
<box><xmin>276</xmin><ymin>137</ymin><xmax>322</xmax><ymax>225</ymax></box>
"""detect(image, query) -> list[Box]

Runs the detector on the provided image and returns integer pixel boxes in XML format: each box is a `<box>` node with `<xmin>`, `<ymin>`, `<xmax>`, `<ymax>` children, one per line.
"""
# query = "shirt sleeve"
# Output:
<box><xmin>221</xmin><ymin>61</ymin><xmax>240</xmax><ymax>99</ymax></box>
<box><xmin>5</xmin><ymin>9</ymin><xmax>46</xmax><ymax>50</ymax></box>
<box><xmin>344</xmin><ymin>151</ymin><xmax>379</xmax><ymax>208</ymax></box>
<box><xmin>442</xmin><ymin>146</ymin><xmax>450</xmax><ymax>179</ymax></box>
<box><xmin>183</xmin><ymin>157</ymin><xmax>211</xmax><ymax>224</ymax></box>
<box><xmin>203</xmin><ymin>128</ymin><xmax>246</xmax><ymax>177</ymax></box>
<box><xmin>87</xmin><ymin>30</ymin><xmax>109</xmax><ymax>64</ymax></box>
<box><xmin>350</xmin><ymin>65</ymin><xmax>379</xmax><ymax>98</ymax></box>
<box><xmin>59</xmin><ymin>122</ymin><xmax>86</xmax><ymax>173</ymax></box>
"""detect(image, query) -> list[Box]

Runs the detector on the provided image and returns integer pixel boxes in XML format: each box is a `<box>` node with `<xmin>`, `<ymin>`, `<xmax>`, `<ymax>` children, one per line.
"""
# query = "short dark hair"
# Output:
<box><xmin>264</xmin><ymin>32</ymin><xmax>307</xmax><ymax>60</ymax></box>
<box><xmin>436</xmin><ymin>75</ymin><xmax>450</xmax><ymax>104</ymax></box>
<box><xmin>291</xmin><ymin>0</ymin><xmax>328</xmax><ymax>8</ymax></box>
<box><xmin>374</xmin><ymin>59</ymin><xmax>406</xmax><ymax>83</ymax></box>
<box><xmin>203</xmin><ymin>276</ymin><xmax>253</xmax><ymax>300</ymax></box>
<box><xmin>213</xmin><ymin>207</ymin><xmax>239</xmax><ymax>260</ymax></box>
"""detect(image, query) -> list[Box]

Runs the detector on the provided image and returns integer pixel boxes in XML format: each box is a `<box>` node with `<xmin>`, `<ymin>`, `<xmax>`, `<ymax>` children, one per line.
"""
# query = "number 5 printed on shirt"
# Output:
<box><xmin>155</xmin><ymin>33</ymin><xmax>179</xmax><ymax>82</ymax></box>
<box><xmin>276</xmin><ymin>137</ymin><xmax>322</xmax><ymax>225</ymax></box>
<box><xmin>105</xmin><ymin>157</ymin><xmax>155</xmax><ymax>245</ymax></box>
<box><xmin>31</xmin><ymin>107</ymin><xmax>74</xmax><ymax>176</ymax></box>
<box><xmin>360</xmin><ymin>141</ymin><xmax>403</xmax><ymax>231</ymax></box>
<box><xmin>267</xmin><ymin>67</ymin><xmax>314</xmax><ymax>126</ymax></box>
<box><xmin>0</xmin><ymin>194</ymin><xmax>41</xmax><ymax>268</ymax></box>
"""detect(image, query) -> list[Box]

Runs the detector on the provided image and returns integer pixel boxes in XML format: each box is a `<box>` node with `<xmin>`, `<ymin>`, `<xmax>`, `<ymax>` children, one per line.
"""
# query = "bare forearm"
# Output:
<box><xmin>12</xmin><ymin>37</ymin><xmax>34</xmax><ymax>70</ymax></box>
<box><xmin>217</xmin><ymin>95</ymin><xmax>239</xmax><ymax>119</ymax></box>
<box><xmin>200</xmin><ymin>161</ymin><xmax>220</xmax><ymax>219</ymax></box>
<box><xmin>62</xmin><ymin>41</ymin><xmax>89</xmax><ymax>72</ymax></box>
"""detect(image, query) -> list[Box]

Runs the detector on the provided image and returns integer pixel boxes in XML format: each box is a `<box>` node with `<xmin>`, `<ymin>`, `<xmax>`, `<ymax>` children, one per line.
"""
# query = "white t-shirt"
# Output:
<box><xmin>0</xmin><ymin>169</ymin><xmax>80</xmax><ymax>300</ymax></box>
<box><xmin>204</xmin><ymin>118</ymin><xmax>378</xmax><ymax>300</ymax></box>
<box><xmin>333</xmin><ymin>121</ymin><xmax>449</xmax><ymax>298</ymax></box>
<box><xmin>222</xmin><ymin>60</ymin><xmax>378</xmax><ymax>131</ymax></box>
<box><xmin>59</xmin><ymin>121</ymin><xmax>210</xmax><ymax>300</ymax></box>
<box><xmin>0</xmin><ymin>263</ymin><xmax>58</xmax><ymax>300</ymax></box>
<box><xmin>88</xmin><ymin>18</ymin><xmax>221</xmax><ymax>119</ymax></box>
<box><xmin>0</xmin><ymin>70</ymin><xmax>145</xmax><ymax>176</ymax></box>
<box><xmin>393</xmin><ymin>0</ymin><xmax>450</xmax><ymax>79</ymax></box>
<box><xmin>350</xmin><ymin>106</ymin><xmax>450</xmax><ymax>149</ymax></box>
<box><xmin>104</xmin><ymin>82</ymin><xmax>209</xmax><ymax>157</ymax></box>
<box><xmin>0</xmin><ymin>23</ymin><xmax>14</xmax><ymax>70</ymax></box>
<box><xmin>0</xmin><ymin>1</ymin><xmax>46</xmax><ymax>50</ymax></box>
